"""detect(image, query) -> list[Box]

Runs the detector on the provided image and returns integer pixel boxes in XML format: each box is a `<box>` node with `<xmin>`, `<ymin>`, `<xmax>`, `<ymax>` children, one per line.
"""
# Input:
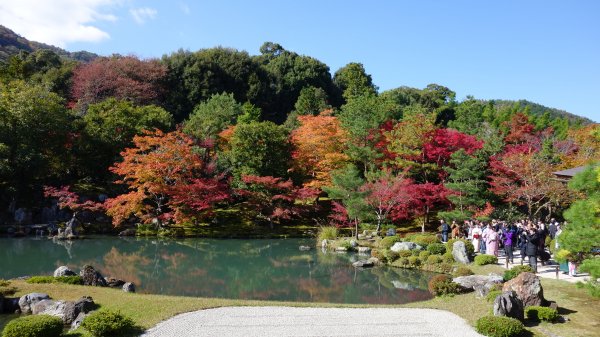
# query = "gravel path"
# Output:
<box><xmin>142</xmin><ymin>306</ymin><xmax>484</xmax><ymax>337</ymax></box>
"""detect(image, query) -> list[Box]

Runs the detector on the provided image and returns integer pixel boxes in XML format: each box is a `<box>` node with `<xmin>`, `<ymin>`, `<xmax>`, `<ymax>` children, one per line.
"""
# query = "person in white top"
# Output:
<box><xmin>472</xmin><ymin>224</ymin><xmax>482</xmax><ymax>253</ymax></box>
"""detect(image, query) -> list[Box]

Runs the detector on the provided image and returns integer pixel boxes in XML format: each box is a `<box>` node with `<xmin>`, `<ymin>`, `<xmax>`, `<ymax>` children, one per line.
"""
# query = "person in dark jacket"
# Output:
<box><xmin>440</xmin><ymin>219</ymin><xmax>450</xmax><ymax>243</ymax></box>
<box><xmin>525</xmin><ymin>225</ymin><xmax>540</xmax><ymax>272</ymax></box>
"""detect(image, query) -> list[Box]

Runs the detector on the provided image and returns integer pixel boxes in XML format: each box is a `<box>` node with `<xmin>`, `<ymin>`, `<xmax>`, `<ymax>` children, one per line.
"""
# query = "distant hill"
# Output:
<box><xmin>0</xmin><ymin>25</ymin><xmax>97</xmax><ymax>62</ymax></box>
<box><xmin>488</xmin><ymin>99</ymin><xmax>594</xmax><ymax>125</ymax></box>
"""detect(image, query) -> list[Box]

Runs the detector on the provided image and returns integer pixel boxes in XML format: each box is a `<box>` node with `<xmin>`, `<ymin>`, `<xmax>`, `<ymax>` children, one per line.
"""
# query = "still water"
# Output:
<box><xmin>0</xmin><ymin>237</ymin><xmax>435</xmax><ymax>304</ymax></box>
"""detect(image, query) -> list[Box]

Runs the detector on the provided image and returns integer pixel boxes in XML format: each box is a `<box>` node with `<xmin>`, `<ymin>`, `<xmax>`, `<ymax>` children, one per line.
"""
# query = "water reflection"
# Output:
<box><xmin>0</xmin><ymin>237</ymin><xmax>434</xmax><ymax>304</ymax></box>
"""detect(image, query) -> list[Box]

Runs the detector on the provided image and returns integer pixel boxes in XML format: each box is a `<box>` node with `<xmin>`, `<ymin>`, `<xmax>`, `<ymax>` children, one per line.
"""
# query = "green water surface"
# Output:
<box><xmin>0</xmin><ymin>237</ymin><xmax>434</xmax><ymax>304</ymax></box>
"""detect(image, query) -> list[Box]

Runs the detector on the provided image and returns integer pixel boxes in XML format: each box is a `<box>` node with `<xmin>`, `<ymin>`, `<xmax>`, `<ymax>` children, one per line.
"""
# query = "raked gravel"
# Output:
<box><xmin>142</xmin><ymin>306</ymin><xmax>484</xmax><ymax>337</ymax></box>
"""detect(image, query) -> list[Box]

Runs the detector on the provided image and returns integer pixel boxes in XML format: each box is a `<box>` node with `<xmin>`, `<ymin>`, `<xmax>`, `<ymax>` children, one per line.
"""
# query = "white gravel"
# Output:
<box><xmin>142</xmin><ymin>306</ymin><xmax>484</xmax><ymax>337</ymax></box>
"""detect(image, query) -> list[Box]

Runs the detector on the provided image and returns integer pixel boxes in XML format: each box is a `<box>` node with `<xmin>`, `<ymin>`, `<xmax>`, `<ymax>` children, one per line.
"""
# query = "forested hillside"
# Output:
<box><xmin>1</xmin><ymin>26</ymin><xmax>598</xmax><ymax>232</ymax></box>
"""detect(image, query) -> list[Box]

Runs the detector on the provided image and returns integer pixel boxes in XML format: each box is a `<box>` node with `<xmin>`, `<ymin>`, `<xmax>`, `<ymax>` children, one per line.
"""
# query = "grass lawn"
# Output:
<box><xmin>2</xmin><ymin>265</ymin><xmax>599</xmax><ymax>337</ymax></box>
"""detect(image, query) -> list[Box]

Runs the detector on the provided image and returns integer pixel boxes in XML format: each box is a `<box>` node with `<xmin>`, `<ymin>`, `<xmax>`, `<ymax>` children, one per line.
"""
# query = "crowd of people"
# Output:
<box><xmin>440</xmin><ymin>218</ymin><xmax>569</xmax><ymax>274</ymax></box>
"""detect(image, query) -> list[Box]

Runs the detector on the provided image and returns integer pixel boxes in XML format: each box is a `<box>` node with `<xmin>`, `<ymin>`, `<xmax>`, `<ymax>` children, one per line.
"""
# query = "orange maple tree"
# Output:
<box><xmin>290</xmin><ymin>114</ymin><xmax>349</xmax><ymax>188</ymax></box>
<box><xmin>105</xmin><ymin>129</ymin><xmax>229</xmax><ymax>227</ymax></box>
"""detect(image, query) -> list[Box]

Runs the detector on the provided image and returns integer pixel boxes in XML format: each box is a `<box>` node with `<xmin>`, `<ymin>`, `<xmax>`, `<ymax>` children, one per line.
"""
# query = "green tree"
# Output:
<box><xmin>333</xmin><ymin>62</ymin><xmax>377</xmax><ymax>102</ymax></box>
<box><xmin>448</xmin><ymin>97</ymin><xmax>486</xmax><ymax>135</ymax></box>
<box><xmin>226</xmin><ymin>121</ymin><xmax>291</xmax><ymax>181</ymax></box>
<box><xmin>237</xmin><ymin>102</ymin><xmax>262</xmax><ymax>124</ymax></box>
<box><xmin>0</xmin><ymin>81</ymin><xmax>70</xmax><ymax>206</ymax></box>
<box><xmin>294</xmin><ymin>86</ymin><xmax>330</xmax><ymax>116</ymax></box>
<box><xmin>183</xmin><ymin>92</ymin><xmax>243</xmax><ymax>140</ymax></box>
<box><xmin>438</xmin><ymin>149</ymin><xmax>488</xmax><ymax>220</ymax></box>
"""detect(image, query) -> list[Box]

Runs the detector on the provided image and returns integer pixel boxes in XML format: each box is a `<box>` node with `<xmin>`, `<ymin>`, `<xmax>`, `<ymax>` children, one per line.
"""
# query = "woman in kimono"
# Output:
<box><xmin>486</xmin><ymin>225</ymin><xmax>499</xmax><ymax>257</ymax></box>
<box><xmin>471</xmin><ymin>224</ymin><xmax>482</xmax><ymax>253</ymax></box>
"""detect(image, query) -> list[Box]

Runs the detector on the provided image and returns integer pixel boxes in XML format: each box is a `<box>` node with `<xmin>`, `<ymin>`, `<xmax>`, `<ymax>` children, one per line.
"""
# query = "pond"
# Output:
<box><xmin>0</xmin><ymin>237</ymin><xmax>435</xmax><ymax>304</ymax></box>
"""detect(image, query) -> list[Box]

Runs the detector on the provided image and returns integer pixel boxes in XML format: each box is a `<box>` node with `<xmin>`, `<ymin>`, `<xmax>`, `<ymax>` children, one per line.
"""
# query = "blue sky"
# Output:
<box><xmin>0</xmin><ymin>0</ymin><xmax>598</xmax><ymax>122</ymax></box>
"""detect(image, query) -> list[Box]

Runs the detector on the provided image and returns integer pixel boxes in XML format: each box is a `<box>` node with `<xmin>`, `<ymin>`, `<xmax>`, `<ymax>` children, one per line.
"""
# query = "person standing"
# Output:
<box><xmin>440</xmin><ymin>219</ymin><xmax>450</xmax><ymax>243</ymax></box>
<box><xmin>472</xmin><ymin>224</ymin><xmax>482</xmax><ymax>253</ymax></box>
<box><xmin>525</xmin><ymin>225</ymin><xmax>540</xmax><ymax>272</ymax></box>
<box><xmin>486</xmin><ymin>224</ymin><xmax>499</xmax><ymax>257</ymax></box>
<box><xmin>548</xmin><ymin>218</ymin><xmax>557</xmax><ymax>240</ymax></box>
<box><xmin>502</xmin><ymin>225</ymin><xmax>516</xmax><ymax>264</ymax></box>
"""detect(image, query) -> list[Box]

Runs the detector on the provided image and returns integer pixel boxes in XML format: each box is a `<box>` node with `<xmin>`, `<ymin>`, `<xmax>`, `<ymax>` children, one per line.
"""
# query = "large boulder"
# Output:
<box><xmin>453</xmin><ymin>274</ymin><xmax>503</xmax><ymax>295</ymax></box>
<box><xmin>70</xmin><ymin>312</ymin><xmax>88</xmax><ymax>331</ymax></box>
<box><xmin>80</xmin><ymin>265</ymin><xmax>107</xmax><ymax>287</ymax></box>
<box><xmin>390</xmin><ymin>242</ymin><xmax>422</xmax><ymax>252</ymax></box>
<box><xmin>358</xmin><ymin>246</ymin><xmax>371</xmax><ymax>254</ymax></box>
<box><xmin>18</xmin><ymin>293</ymin><xmax>50</xmax><ymax>314</ymax></box>
<box><xmin>32</xmin><ymin>299</ymin><xmax>66</xmax><ymax>317</ymax></box>
<box><xmin>105</xmin><ymin>277</ymin><xmax>126</xmax><ymax>288</ymax></box>
<box><xmin>63</xmin><ymin>296</ymin><xmax>95</xmax><ymax>324</ymax></box>
<box><xmin>452</xmin><ymin>241</ymin><xmax>470</xmax><ymax>264</ymax></box>
<box><xmin>502</xmin><ymin>272</ymin><xmax>547</xmax><ymax>307</ymax></box>
<box><xmin>122</xmin><ymin>282</ymin><xmax>136</xmax><ymax>293</ymax></box>
<box><xmin>352</xmin><ymin>260</ymin><xmax>374</xmax><ymax>268</ymax></box>
<box><xmin>493</xmin><ymin>291</ymin><xmax>524</xmax><ymax>321</ymax></box>
<box><xmin>53</xmin><ymin>266</ymin><xmax>76</xmax><ymax>277</ymax></box>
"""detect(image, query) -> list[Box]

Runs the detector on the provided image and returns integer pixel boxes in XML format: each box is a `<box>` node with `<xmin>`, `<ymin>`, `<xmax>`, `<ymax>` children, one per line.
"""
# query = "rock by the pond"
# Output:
<box><xmin>452</xmin><ymin>241</ymin><xmax>470</xmax><ymax>264</ymax></box>
<box><xmin>122</xmin><ymin>282</ymin><xmax>136</xmax><ymax>293</ymax></box>
<box><xmin>321</xmin><ymin>239</ymin><xmax>328</xmax><ymax>248</ymax></box>
<box><xmin>390</xmin><ymin>242</ymin><xmax>422</xmax><ymax>252</ymax></box>
<box><xmin>18</xmin><ymin>293</ymin><xmax>50</xmax><ymax>314</ymax></box>
<box><xmin>335</xmin><ymin>246</ymin><xmax>348</xmax><ymax>252</ymax></box>
<box><xmin>493</xmin><ymin>291</ymin><xmax>524</xmax><ymax>321</ymax></box>
<box><xmin>502</xmin><ymin>272</ymin><xmax>547</xmax><ymax>307</ymax></box>
<box><xmin>386</xmin><ymin>228</ymin><xmax>397</xmax><ymax>236</ymax></box>
<box><xmin>367</xmin><ymin>257</ymin><xmax>382</xmax><ymax>266</ymax></box>
<box><xmin>53</xmin><ymin>266</ymin><xmax>76</xmax><ymax>277</ymax></box>
<box><xmin>70</xmin><ymin>312</ymin><xmax>88</xmax><ymax>331</ymax></box>
<box><xmin>119</xmin><ymin>228</ymin><xmax>136</xmax><ymax>236</ymax></box>
<box><xmin>350</xmin><ymin>240</ymin><xmax>358</xmax><ymax>248</ymax></box>
<box><xmin>352</xmin><ymin>260</ymin><xmax>374</xmax><ymax>268</ymax></box>
<box><xmin>299</xmin><ymin>245</ymin><xmax>311</xmax><ymax>251</ymax></box>
<box><xmin>32</xmin><ymin>299</ymin><xmax>65</xmax><ymax>317</ymax></box>
<box><xmin>63</xmin><ymin>296</ymin><xmax>95</xmax><ymax>324</ymax></box>
<box><xmin>80</xmin><ymin>265</ymin><xmax>108</xmax><ymax>287</ymax></box>
<box><xmin>453</xmin><ymin>274</ymin><xmax>503</xmax><ymax>294</ymax></box>
<box><xmin>105</xmin><ymin>277</ymin><xmax>126</xmax><ymax>288</ymax></box>
<box><xmin>357</xmin><ymin>246</ymin><xmax>371</xmax><ymax>254</ymax></box>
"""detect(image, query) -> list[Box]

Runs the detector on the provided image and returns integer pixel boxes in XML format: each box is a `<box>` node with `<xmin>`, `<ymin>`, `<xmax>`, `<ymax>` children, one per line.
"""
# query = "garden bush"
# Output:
<box><xmin>371</xmin><ymin>249</ymin><xmax>383</xmax><ymax>261</ymax></box>
<box><xmin>525</xmin><ymin>306</ymin><xmax>559</xmax><ymax>322</ymax></box>
<box><xmin>408</xmin><ymin>256</ymin><xmax>421</xmax><ymax>267</ymax></box>
<box><xmin>503</xmin><ymin>265</ymin><xmax>534</xmax><ymax>282</ymax></box>
<box><xmin>397</xmin><ymin>250</ymin><xmax>413</xmax><ymax>258</ymax></box>
<box><xmin>427</xmin><ymin>274</ymin><xmax>461</xmax><ymax>296</ymax></box>
<box><xmin>442</xmin><ymin>252</ymin><xmax>455</xmax><ymax>264</ymax></box>
<box><xmin>453</xmin><ymin>266</ymin><xmax>474</xmax><ymax>277</ymax></box>
<box><xmin>475</xmin><ymin>315</ymin><xmax>524</xmax><ymax>337</ymax></box>
<box><xmin>475</xmin><ymin>254</ymin><xmax>498</xmax><ymax>266</ymax></box>
<box><xmin>406</xmin><ymin>233</ymin><xmax>439</xmax><ymax>247</ymax></box>
<box><xmin>81</xmin><ymin>309</ymin><xmax>136</xmax><ymax>337</ymax></box>
<box><xmin>26</xmin><ymin>276</ymin><xmax>55</xmax><ymax>284</ymax></box>
<box><xmin>427</xmin><ymin>243</ymin><xmax>446</xmax><ymax>255</ymax></box>
<box><xmin>383</xmin><ymin>249</ymin><xmax>400</xmax><ymax>262</ymax></box>
<box><xmin>410</xmin><ymin>249</ymin><xmax>421</xmax><ymax>256</ymax></box>
<box><xmin>419</xmin><ymin>250</ymin><xmax>431</xmax><ymax>260</ymax></box>
<box><xmin>446</xmin><ymin>238</ymin><xmax>475</xmax><ymax>256</ymax></box>
<box><xmin>426</xmin><ymin>254</ymin><xmax>443</xmax><ymax>265</ymax></box>
<box><xmin>485</xmin><ymin>290</ymin><xmax>502</xmax><ymax>303</ymax></box>
<box><xmin>1</xmin><ymin>315</ymin><xmax>63</xmax><ymax>337</ymax></box>
<box><xmin>438</xmin><ymin>263</ymin><xmax>454</xmax><ymax>274</ymax></box>
<box><xmin>393</xmin><ymin>257</ymin><xmax>410</xmax><ymax>267</ymax></box>
<box><xmin>317</xmin><ymin>226</ymin><xmax>338</xmax><ymax>241</ymax></box>
<box><xmin>26</xmin><ymin>275</ymin><xmax>83</xmax><ymax>285</ymax></box>
<box><xmin>379</xmin><ymin>235</ymin><xmax>402</xmax><ymax>250</ymax></box>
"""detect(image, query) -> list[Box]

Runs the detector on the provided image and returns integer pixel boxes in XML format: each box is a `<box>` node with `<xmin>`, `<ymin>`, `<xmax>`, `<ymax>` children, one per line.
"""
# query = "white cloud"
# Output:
<box><xmin>180</xmin><ymin>3</ymin><xmax>190</xmax><ymax>15</ymax></box>
<box><xmin>129</xmin><ymin>7</ymin><xmax>157</xmax><ymax>24</ymax></box>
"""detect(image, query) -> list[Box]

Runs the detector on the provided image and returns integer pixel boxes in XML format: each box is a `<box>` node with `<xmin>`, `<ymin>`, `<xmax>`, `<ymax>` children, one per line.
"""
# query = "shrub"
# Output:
<box><xmin>1</xmin><ymin>315</ymin><xmax>63</xmax><ymax>337</ymax></box>
<box><xmin>427</xmin><ymin>243</ymin><xmax>446</xmax><ymax>255</ymax></box>
<box><xmin>525</xmin><ymin>306</ymin><xmax>559</xmax><ymax>322</ymax></box>
<box><xmin>446</xmin><ymin>238</ymin><xmax>475</xmax><ymax>256</ymax></box>
<box><xmin>419</xmin><ymin>250</ymin><xmax>431</xmax><ymax>260</ymax></box>
<box><xmin>438</xmin><ymin>263</ymin><xmax>454</xmax><ymax>274</ymax></box>
<box><xmin>503</xmin><ymin>265</ymin><xmax>534</xmax><ymax>282</ymax></box>
<box><xmin>475</xmin><ymin>315</ymin><xmax>524</xmax><ymax>337</ymax></box>
<box><xmin>453</xmin><ymin>266</ymin><xmax>474</xmax><ymax>277</ymax></box>
<box><xmin>411</xmin><ymin>249</ymin><xmax>421</xmax><ymax>256</ymax></box>
<box><xmin>398</xmin><ymin>250</ymin><xmax>413</xmax><ymax>258</ymax></box>
<box><xmin>26</xmin><ymin>276</ymin><xmax>55</xmax><ymax>284</ymax></box>
<box><xmin>485</xmin><ymin>290</ymin><xmax>502</xmax><ymax>303</ymax></box>
<box><xmin>426</xmin><ymin>254</ymin><xmax>443</xmax><ymax>265</ymax></box>
<box><xmin>371</xmin><ymin>249</ymin><xmax>383</xmax><ymax>260</ymax></box>
<box><xmin>383</xmin><ymin>249</ymin><xmax>400</xmax><ymax>262</ymax></box>
<box><xmin>474</xmin><ymin>254</ymin><xmax>498</xmax><ymax>266</ymax></box>
<box><xmin>81</xmin><ymin>309</ymin><xmax>136</xmax><ymax>337</ymax></box>
<box><xmin>406</xmin><ymin>233</ymin><xmax>440</xmax><ymax>246</ymax></box>
<box><xmin>317</xmin><ymin>226</ymin><xmax>338</xmax><ymax>241</ymax></box>
<box><xmin>393</xmin><ymin>257</ymin><xmax>410</xmax><ymax>267</ymax></box>
<box><xmin>442</xmin><ymin>252</ymin><xmax>455</xmax><ymax>264</ymax></box>
<box><xmin>408</xmin><ymin>256</ymin><xmax>421</xmax><ymax>267</ymax></box>
<box><xmin>379</xmin><ymin>235</ymin><xmax>402</xmax><ymax>250</ymax></box>
<box><xmin>428</xmin><ymin>274</ymin><xmax>461</xmax><ymax>296</ymax></box>
<box><xmin>555</xmin><ymin>249</ymin><xmax>572</xmax><ymax>263</ymax></box>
